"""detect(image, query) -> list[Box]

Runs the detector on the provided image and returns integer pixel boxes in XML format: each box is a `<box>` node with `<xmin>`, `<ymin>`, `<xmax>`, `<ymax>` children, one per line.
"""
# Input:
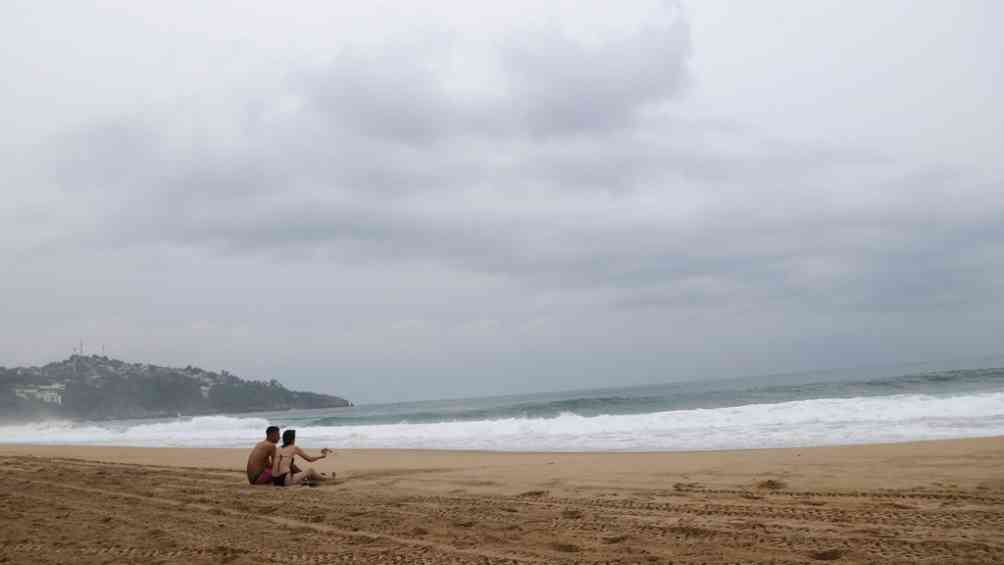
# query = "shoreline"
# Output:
<box><xmin>1</xmin><ymin>432</ymin><xmax>1001</xmax><ymax>454</ymax></box>
<box><xmin>3</xmin><ymin>432</ymin><xmax>1003</xmax><ymax>452</ymax></box>
<box><xmin>2</xmin><ymin>436</ymin><xmax>1002</xmax><ymax>492</ymax></box>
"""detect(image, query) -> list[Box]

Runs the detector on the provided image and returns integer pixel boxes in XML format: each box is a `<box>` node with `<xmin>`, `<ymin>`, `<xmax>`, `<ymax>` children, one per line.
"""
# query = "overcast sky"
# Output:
<box><xmin>2</xmin><ymin>1</ymin><xmax>1002</xmax><ymax>403</ymax></box>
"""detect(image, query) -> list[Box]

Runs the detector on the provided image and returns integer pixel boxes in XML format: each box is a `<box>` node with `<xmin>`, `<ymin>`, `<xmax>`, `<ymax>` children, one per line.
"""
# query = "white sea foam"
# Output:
<box><xmin>2</xmin><ymin>392</ymin><xmax>1003</xmax><ymax>451</ymax></box>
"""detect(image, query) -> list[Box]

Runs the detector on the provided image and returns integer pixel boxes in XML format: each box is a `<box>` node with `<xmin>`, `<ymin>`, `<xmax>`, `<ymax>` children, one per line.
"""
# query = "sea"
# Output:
<box><xmin>3</xmin><ymin>359</ymin><xmax>1004</xmax><ymax>451</ymax></box>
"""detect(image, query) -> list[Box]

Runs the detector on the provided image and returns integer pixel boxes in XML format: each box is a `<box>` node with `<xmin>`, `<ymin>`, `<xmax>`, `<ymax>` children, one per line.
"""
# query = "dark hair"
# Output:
<box><xmin>282</xmin><ymin>429</ymin><xmax>296</xmax><ymax>447</ymax></box>
<box><xmin>266</xmin><ymin>426</ymin><xmax>279</xmax><ymax>437</ymax></box>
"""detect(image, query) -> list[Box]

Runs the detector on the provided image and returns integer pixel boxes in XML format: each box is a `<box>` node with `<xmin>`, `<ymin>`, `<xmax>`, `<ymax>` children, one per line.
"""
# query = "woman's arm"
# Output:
<box><xmin>294</xmin><ymin>446</ymin><xmax>326</xmax><ymax>463</ymax></box>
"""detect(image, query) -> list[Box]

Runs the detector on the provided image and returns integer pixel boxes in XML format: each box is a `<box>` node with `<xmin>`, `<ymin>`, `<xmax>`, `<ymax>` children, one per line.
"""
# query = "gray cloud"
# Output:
<box><xmin>2</xmin><ymin>1</ymin><xmax>1003</xmax><ymax>401</ymax></box>
<box><xmin>502</xmin><ymin>21</ymin><xmax>691</xmax><ymax>136</ymax></box>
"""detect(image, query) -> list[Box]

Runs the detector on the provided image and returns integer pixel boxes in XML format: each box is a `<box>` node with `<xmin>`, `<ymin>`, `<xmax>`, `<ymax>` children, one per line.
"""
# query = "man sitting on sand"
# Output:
<box><xmin>246</xmin><ymin>425</ymin><xmax>281</xmax><ymax>485</ymax></box>
<box><xmin>272</xmin><ymin>429</ymin><xmax>332</xmax><ymax>486</ymax></box>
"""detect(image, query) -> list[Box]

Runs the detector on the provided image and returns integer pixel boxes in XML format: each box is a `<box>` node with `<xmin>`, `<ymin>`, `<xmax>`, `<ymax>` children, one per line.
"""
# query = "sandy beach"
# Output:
<box><xmin>1</xmin><ymin>437</ymin><xmax>1002</xmax><ymax>564</ymax></box>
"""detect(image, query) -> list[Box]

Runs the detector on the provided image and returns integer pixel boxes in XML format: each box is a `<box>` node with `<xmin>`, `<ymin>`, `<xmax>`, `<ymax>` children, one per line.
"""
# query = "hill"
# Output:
<box><xmin>0</xmin><ymin>355</ymin><xmax>350</xmax><ymax>421</ymax></box>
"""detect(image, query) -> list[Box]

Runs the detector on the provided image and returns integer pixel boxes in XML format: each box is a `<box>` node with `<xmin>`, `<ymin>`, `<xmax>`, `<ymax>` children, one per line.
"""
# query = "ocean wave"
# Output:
<box><xmin>858</xmin><ymin>367</ymin><xmax>1004</xmax><ymax>387</ymax></box>
<box><xmin>0</xmin><ymin>415</ymin><xmax>270</xmax><ymax>447</ymax></box>
<box><xmin>309</xmin><ymin>368</ymin><xmax>1004</xmax><ymax>428</ymax></box>
<box><xmin>3</xmin><ymin>391</ymin><xmax>1003</xmax><ymax>451</ymax></box>
<box><xmin>306</xmin><ymin>395</ymin><xmax>665</xmax><ymax>427</ymax></box>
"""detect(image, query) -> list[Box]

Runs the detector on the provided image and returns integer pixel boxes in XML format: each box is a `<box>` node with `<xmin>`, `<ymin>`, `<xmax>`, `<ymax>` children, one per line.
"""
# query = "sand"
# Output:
<box><xmin>1</xmin><ymin>437</ymin><xmax>1002</xmax><ymax>564</ymax></box>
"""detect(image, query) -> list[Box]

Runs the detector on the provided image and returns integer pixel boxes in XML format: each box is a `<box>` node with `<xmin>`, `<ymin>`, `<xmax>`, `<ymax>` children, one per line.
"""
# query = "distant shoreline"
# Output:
<box><xmin>0</xmin><ymin>403</ymin><xmax>355</xmax><ymax>425</ymax></box>
<box><xmin>1</xmin><ymin>354</ymin><xmax>350</xmax><ymax>422</ymax></box>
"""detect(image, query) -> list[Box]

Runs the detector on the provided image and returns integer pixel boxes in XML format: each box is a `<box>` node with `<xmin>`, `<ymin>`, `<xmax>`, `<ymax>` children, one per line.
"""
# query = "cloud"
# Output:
<box><xmin>502</xmin><ymin>19</ymin><xmax>691</xmax><ymax>136</ymax></box>
<box><xmin>2</xmin><ymin>0</ymin><xmax>1003</xmax><ymax>399</ymax></box>
<box><xmin>27</xmin><ymin>14</ymin><xmax>1003</xmax><ymax>315</ymax></box>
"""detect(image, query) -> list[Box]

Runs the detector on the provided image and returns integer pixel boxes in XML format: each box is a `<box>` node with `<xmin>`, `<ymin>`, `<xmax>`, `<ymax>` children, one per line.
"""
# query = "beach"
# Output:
<box><xmin>1</xmin><ymin>437</ymin><xmax>1002</xmax><ymax>564</ymax></box>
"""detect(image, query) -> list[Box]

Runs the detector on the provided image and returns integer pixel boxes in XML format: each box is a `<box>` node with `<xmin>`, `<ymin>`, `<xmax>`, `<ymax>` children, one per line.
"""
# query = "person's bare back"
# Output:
<box><xmin>271</xmin><ymin>429</ymin><xmax>332</xmax><ymax>486</ymax></box>
<box><xmin>246</xmin><ymin>427</ymin><xmax>280</xmax><ymax>484</ymax></box>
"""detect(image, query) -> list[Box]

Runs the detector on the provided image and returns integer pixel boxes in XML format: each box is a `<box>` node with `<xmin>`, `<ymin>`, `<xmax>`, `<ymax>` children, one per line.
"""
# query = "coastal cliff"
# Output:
<box><xmin>0</xmin><ymin>355</ymin><xmax>350</xmax><ymax>421</ymax></box>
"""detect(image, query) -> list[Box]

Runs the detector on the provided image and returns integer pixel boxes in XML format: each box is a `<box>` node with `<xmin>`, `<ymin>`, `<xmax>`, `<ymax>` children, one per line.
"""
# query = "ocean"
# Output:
<box><xmin>3</xmin><ymin>361</ymin><xmax>1004</xmax><ymax>451</ymax></box>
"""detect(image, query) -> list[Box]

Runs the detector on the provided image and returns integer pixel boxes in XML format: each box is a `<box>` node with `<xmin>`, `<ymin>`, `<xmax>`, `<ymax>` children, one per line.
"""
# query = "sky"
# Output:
<box><xmin>2</xmin><ymin>1</ymin><xmax>1002</xmax><ymax>403</ymax></box>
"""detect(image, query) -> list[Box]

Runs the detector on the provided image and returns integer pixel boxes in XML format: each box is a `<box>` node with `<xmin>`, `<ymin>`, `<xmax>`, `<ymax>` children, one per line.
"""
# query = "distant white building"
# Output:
<box><xmin>14</xmin><ymin>384</ymin><xmax>65</xmax><ymax>405</ymax></box>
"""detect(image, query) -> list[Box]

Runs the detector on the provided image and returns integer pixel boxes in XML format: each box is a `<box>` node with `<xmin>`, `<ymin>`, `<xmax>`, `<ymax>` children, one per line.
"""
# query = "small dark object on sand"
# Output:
<box><xmin>809</xmin><ymin>548</ymin><xmax>847</xmax><ymax>560</ymax></box>
<box><xmin>756</xmin><ymin>479</ymin><xmax>788</xmax><ymax>490</ymax></box>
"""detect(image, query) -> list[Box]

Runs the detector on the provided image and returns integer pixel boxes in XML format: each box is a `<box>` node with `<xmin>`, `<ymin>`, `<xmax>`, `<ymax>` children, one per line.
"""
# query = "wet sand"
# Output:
<box><xmin>1</xmin><ymin>437</ymin><xmax>1002</xmax><ymax>564</ymax></box>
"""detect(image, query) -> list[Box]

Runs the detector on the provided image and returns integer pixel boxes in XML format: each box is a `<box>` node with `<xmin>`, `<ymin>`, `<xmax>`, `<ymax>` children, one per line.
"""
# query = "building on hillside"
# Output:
<box><xmin>14</xmin><ymin>383</ymin><xmax>65</xmax><ymax>405</ymax></box>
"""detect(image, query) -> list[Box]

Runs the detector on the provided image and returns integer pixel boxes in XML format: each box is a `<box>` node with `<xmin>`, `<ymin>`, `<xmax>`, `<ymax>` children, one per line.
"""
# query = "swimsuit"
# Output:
<box><xmin>272</xmin><ymin>451</ymin><xmax>295</xmax><ymax>486</ymax></box>
<box><xmin>250</xmin><ymin>467</ymin><xmax>273</xmax><ymax>485</ymax></box>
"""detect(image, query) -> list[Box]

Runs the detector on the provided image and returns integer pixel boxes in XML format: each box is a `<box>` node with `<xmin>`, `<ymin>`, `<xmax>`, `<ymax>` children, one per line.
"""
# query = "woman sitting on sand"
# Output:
<box><xmin>272</xmin><ymin>429</ymin><xmax>332</xmax><ymax>486</ymax></box>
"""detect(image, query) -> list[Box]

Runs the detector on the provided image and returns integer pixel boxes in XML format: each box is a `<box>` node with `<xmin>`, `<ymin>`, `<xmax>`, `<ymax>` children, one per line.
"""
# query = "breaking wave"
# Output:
<box><xmin>3</xmin><ymin>391</ymin><xmax>1003</xmax><ymax>451</ymax></box>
